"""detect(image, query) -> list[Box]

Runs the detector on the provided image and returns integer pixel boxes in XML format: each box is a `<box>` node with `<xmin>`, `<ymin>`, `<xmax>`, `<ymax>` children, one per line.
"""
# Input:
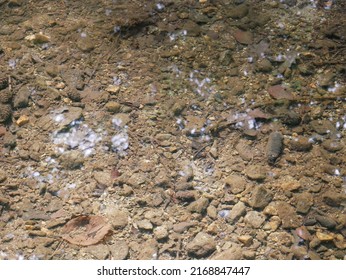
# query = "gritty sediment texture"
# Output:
<box><xmin>0</xmin><ymin>0</ymin><xmax>345</xmax><ymax>260</ymax></box>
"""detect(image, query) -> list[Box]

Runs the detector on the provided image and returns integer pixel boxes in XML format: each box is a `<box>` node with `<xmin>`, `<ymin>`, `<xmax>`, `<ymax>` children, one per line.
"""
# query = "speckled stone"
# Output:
<box><xmin>322</xmin><ymin>139</ymin><xmax>344</xmax><ymax>152</ymax></box>
<box><xmin>228</xmin><ymin>201</ymin><xmax>246</xmax><ymax>223</ymax></box>
<box><xmin>249</xmin><ymin>186</ymin><xmax>273</xmax><ymax>209</ymax></box>
<box><xmin>187</xmin><ymin>197</ymin><xmax>209</xmax><ymax>213</ymax></box>
<box><xmin>224</xmin><ymin>175</ymin><xmax>246</xmax><ymax>194</ymax></box>
<box><xmin>289</xmin><ymin>136</ymin><xmax>312</xmax><ymax>151</ymax></box>
<box><xmin>244</xmin><ymin>211</ymin><xmax>266</xmax><ymax>228</ymax></box>
<box><xmin>109</xmin><ymin>240</ymin><xmax>129</xmax><ymax>260</ymax></box>
<box><xmin>186</xmin><ymin>232</ymin><xmax>216</xmax><ymax>257</ymax></box>
<box><xmin>153</xmin><ymin>226</ymin><xmax>169</xmax><ymax>240</ymax></box>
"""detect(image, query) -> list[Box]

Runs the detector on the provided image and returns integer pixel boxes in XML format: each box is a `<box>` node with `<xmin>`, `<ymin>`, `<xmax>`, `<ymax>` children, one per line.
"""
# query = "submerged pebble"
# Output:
<box><xmin>289</xmin><ymin>136</ymin><xmax>312</xmax><ymax>151</ymax></box>
<box><xmin>322</xmin><ymin>139</ymin><xmax>344</xmax><ymax>152</ymax></box>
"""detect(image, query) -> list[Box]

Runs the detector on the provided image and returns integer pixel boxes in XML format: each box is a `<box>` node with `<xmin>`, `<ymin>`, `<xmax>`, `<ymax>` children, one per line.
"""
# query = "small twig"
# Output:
<box><xmin>8</xmin><ymin>76</ymin><xmax>12</xmax><ymax>92</ymax></box>
<box><xmin>85</xmin><ymin>35</ymin><xmax>120</xmax><ymax>85</ymax></box>
<box><xmin>49</xmin><ymin>239</ymin><xmax>64</xmax><ymax>260</ymax></box>
<box><xmin>193</xmin><ymin>143</ymin><xmax>211</xmax><ymax>160</ymax></box>
<box><xmin>118</xmin><ymin>101</ymin><xmax>141</xmax><ymax>109</ymax></box>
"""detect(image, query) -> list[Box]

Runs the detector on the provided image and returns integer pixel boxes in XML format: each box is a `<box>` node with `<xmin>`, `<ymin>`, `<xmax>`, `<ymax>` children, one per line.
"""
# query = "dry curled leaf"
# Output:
<box><xmin>61</xmin><ymin>215</ymin><xmax>112</xmax><ymax>246</ymax></box>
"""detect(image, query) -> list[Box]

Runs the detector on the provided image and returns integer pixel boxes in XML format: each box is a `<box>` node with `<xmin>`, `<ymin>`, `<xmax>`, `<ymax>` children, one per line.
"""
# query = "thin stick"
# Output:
<box><xmin>8</xmin><ymin>76</ymin><xmax>12</xmax><ymax>92</ymax></box>
<box><xmin>49</xmin><ymin>239</ymin><xmax>64</xmax><ymax>260</ymax></box>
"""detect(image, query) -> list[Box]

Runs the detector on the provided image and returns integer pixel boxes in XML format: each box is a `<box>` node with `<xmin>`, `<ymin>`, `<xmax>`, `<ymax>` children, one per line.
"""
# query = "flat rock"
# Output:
<box><xmin>280</xmin><ymin>110</ymin><xmax>302</xmax><ymax>126</ymax></box>
<box><xmin>25</xmin><ymin>33</ymin><xmax>50</xmax><ymax>45</ymax></box>
<box><xmin>77</xmin><ymin>36</ymin><xmax>95</xmax><ymax>52</ymax></box>
<box><xmin>154</xmin><ymin>170</ymin><xmax>170</xmax><ymax>187</ymax></box>
<box><xmin>289</xmin><ymin>136</ymin><xmax>312</xmax><ymax>151</ymax></box>
<box><xmin>224</xmin><ymin>175</ymin><xmax>246</xmax><ymax>194</ymax></box>
<box><xmin>55</xmin><ymin>107</ymin><xmax>83</xmax><ymax>130</ymax></box>
<box><xmin>237</xmin><ymin>235</ymin><xmax>253</xmax><ymax>246</ymax></box>
<box><xmin>235</xmin><ymin>140</ymin><xmax>253</xmax><ymax>161</ymax></box>
<box><xmin>278</xmin><ymin>175</ymin><xmax>301</xmax><ymax>191</ymax></box>
<box><xmin>310</xmin><ymin>120</ymin><xmax>335</xmax><ymax>135</ymax></box>
<box><xmin>184</xmin><ymin>115</ymin><xmax>205</xmax><ymax>136</ymax></box>
<box><xmin>94</xmin><ymin>171</ymin><xmax>112</xmax><ymax>188</ymax></box>
<box><xmin>244</xmin><ymin>211</ymin><xmax>265</xmax><ymax>228</ymax></box>
<box><xmin>153</xmin><ymin>226</ymin><xmax>169</xmax><ymax>240</ymax></box>
<box><xmin>22</xmin><ymin>210</ymin><xmax>50</xmax><ymax>221</ymax></box>
<box><xmin>268</xmin><ymin>85</ymin><xmax>294</xmax><ymax>100</ymax></box>
<box><xmin>182</xmin><ymin>20</ymin><xmax>201</xmax><ymax>37</ymax></box>
<box><xmin>67</xmin><ymin>88</ymin><xmax>81</xmax><ymax>101</ymax></box>
<box><xmin>136</xmin><ymin>219</ymin><xmax>153</xmax><ymax>230</ymax></box>
<box><xmin>227</xmin><ymin>4</ymin><xmax>249</xmax><ymax>19</ymax></box>
<box><xmin>109</xmin><ymin>240</ymin><xmax>129</xmax><ymax>260</ymax></box>
<box><xmin>245</xmin><ymin>165</ymin><xmax>267</xmax><ymax>181</ymax></box>
<box><xmin>322</xmin><ymin>139</ymin><xmax>344</xmax><ymax>152</ymax></box>
<box><xmin>186</xmin><ymin>232</ymin><xmax>216</xmax><ymax>257</ymax></box>
<box><xmin>105</xmin><ymin>85</ymin><xmax>120</xmax><ymax>94</ymax></box>
<box><xmin>267</xmin><ymin>231</ymin><xmax>294</xmax><ymax>247</ymax></box>
<box><xmin>211</xmin><ymin>243</ymin><xmax>242</xmax><ymax>260</ymax></box>
<box><xmin>81</xmin><ymin>88</ymin><xmax>109</xmax><ymax>103</ymax></box>
<box><xmin>315</xmin><ymin>215</ymin><xmax>337</xmax><ymax>229</ymax></box>
<box><xmin>234</xmin><ymin>29</ymin><xmax>253</xmax><ymax>45</ymax></box>
<box><xmin>136</xmin><ymin>239</ymin><xmax>158</xmax><ymax>260</ymax></box>
<box><xmin>113</xmin><ymin>113</ymin><xmax>130</xmax><ymax>128</ymax></box>
<box><xmin>256</xmin><ymin>58</ymin><xmax>272</xmax><ymax>72</ymax></box>
<box><xmin>82</xmin><ymin>244</ymin><xmax>109</xmax><ymax>259</ymax></box>
<box><xmin>316</xmin><ymin>231</ymin><xmax>334</xmax><ymax>241</ymax></box>
<box><xmin>187</xmin><ymin>197</ymin><xmax>209</xmax><ymax>213</ymax></box>
<box><xmin>45</xmin><ymin>64</ymin><xmax>59</xmax><ymax>77</ymax></box>
<box><xmin>127</xmin><ymin>173</ymin><xmax>146</xmax><ymax>187</ymax></box>
<box><xmin>323</xmin><ymin>191</ymin><xmax>346</xmax><ymax>207</ymax></box>
<box><xmin>16</xmin><ymin>115</ymin><xmax>29</xmax><ymax>127</ymax></box>
<box><xmin>229</xmin><ymin>79</ymin><xmax>245</xmax><ymax>96</ymax></box>
<box><xmin>176</xmin><ymin>190</ymin><xmax>196</xmax><ymax>201</ymax></box>
<box><xmin>109</xmin><ymin>209</ymin><xmax>128</xmax><ymax>229</ymax></box>
<box><xmin>207</xmin><ymin>205</ymin><xmax>218</xmax><ymax>219</ymax></box>
<box><xmin>228</xmin><ymin>201</ymin><xmax>246</xmax><ymax>223</ymax></box>
<box><xmin>59</xmin><ymin>150</ymin><xmax>84</xmax><ymax>169</ymax></box>
<box><xmin>317</xmin><ymin>71</ymin><xmax>335</xmax><ymax>87</ymax></box>
<box><xmin>242</xmin><ymin>250</ymin><xmax>256</xmax><ymax>259</ymax></box>
<box><xmin>173</xmin><ymin>221</ymin><xmax>196</xmax><ymax>233</ymax></box>
<box><xmin>249</xmin><ymin>185</ymin><xmax>273</xmax><ymax>209</ymax></box>
<box><xmin>105</xmin><ymin>101</ymin><xmax>121</xmax><ymax>113</ymax></box>
<box><xmin>294</xmin><ymin>192</ymin><xmax>313</xmax><ymax>214</ymax></box>
<box><xmin>276</xmin><ymin>201</ymin><xmax>302</xmax><ymax>229</ymax></box>
<box><xmin>47</xmin><ymin>199</ymin><xmax>63</xmax><ymax>213</ymax></box>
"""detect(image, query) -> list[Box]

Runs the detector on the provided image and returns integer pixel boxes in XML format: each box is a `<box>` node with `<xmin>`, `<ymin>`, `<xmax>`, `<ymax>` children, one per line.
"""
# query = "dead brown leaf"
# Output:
<box><xmin>61</xmin><ymin>215</ymin><xmax>112</xmax><ymax>246</ymax></box>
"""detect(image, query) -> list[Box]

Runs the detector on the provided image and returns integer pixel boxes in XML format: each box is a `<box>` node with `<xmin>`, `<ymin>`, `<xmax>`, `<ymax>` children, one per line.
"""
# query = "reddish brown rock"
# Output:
<box><xmin>234</xmin><ymin>29</ymin><xmax>253</xmax><ymax>45</ymax></box>
<box><xmin>268</xmin><ymin>85</ymin><xmax>294</xmax><ymax>100</ymax></box>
